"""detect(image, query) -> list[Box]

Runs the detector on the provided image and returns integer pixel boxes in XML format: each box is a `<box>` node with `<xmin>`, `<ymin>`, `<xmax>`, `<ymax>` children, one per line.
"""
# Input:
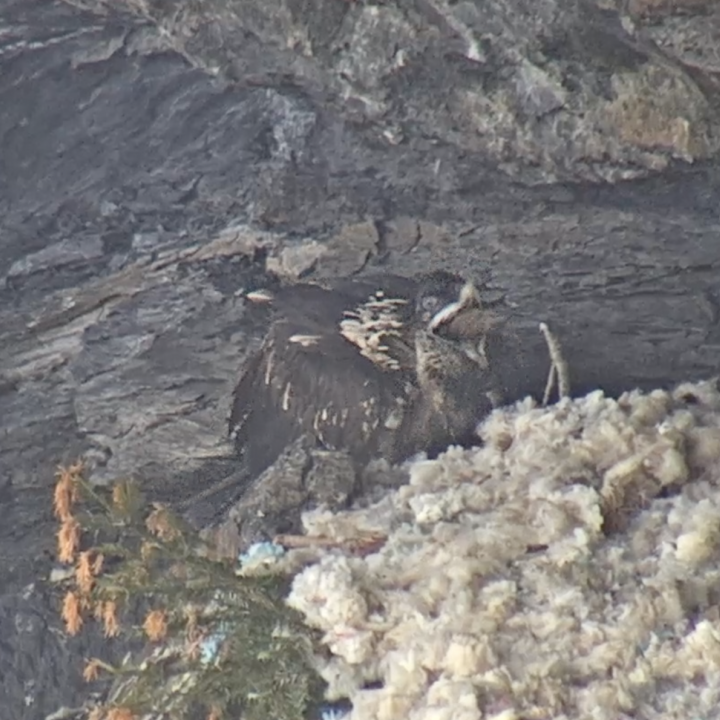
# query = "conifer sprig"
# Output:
<box><xmin>53</xmin><ymin>461</ymin><xmax>325</xmax><ymax>720</ymax></box>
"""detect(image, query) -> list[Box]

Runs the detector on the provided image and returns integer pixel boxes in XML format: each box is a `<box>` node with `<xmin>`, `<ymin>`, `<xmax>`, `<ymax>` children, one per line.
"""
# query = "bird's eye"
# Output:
<box><xmin>421</xmin><ymin>295</ymin><xmax>440</xmax><ymax>312</ymax></box>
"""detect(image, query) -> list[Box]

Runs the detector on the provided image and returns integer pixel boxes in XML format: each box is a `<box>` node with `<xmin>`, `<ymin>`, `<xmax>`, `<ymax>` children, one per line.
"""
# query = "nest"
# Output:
<box><xmin>284</xmin><ymin>379</ymin><xmax>720</xmax><ymax>720</ymax></box>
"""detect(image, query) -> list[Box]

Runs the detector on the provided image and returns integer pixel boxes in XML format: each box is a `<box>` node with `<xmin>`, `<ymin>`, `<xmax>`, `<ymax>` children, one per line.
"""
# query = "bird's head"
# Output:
<box><xmin>422</xmin><ymin>274</ymin><xmax>500</xmax><ymax>362</ymax></box>
<box><xmin>413</xmin><ymin>271</ymin><xmax>469</xmax><ymax>324</ymax></box>
<box><xmin>427</xmin><ymin>280</ymin><xmax>485</xmax><ymax>335</ymax></box>
<box><xmin>413</xmin><ymin>270</ymin><xmax>495</xmax><ymax>339</ymax></box>
<box><xmin>414</xmin><ymin>274</ymin><xmax>503</xmax><ymax>413</ymax></box>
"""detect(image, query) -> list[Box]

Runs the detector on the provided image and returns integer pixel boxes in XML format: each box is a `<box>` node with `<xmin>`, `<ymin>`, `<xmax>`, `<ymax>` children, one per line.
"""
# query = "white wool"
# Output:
<box><xmin>324</xmin><ymin>625</ymin><xmax>376</xmax><ymax>664</ymax></box>
<box><xmin>284</xmin><ymin>381</ymin><xmax>720</xmax><ymax>719</ymax></box>
<box><xmin>287</xmin><ymin>554</ymin><xmax>369</xmax><ymax>628</ymax></box>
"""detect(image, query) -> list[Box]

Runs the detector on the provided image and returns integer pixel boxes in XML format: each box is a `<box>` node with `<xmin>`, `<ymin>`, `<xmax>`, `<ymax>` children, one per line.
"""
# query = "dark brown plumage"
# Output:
<box><xmin>229</xmin><ymin>270</ymin><xmax>503</xmax><ymax>477</ymax></box>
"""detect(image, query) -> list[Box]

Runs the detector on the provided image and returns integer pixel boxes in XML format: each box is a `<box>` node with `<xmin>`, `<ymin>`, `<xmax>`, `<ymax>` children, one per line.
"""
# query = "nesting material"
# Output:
<box><xmin>285</xmin><ymin>380</ymin><xmax>720</xmax><ymax>720</ymax></box>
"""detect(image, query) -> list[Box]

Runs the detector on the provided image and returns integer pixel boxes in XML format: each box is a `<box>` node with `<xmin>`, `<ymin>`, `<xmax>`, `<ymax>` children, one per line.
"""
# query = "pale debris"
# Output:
<box><xmin>285</xmin><ymin>379</ymin><xmax>720</xmax><ymax>720</ymax></box>
<box><xmin>340</xmin><ymin>295</ymin><xmax>408</xmax><ymax>371</ymax></box>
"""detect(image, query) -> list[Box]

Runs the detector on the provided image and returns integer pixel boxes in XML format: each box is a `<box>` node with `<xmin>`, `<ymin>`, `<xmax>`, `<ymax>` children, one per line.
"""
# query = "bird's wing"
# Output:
<box><xmin>229</xmin><ymin>313</ymin><xmax>410</xmax><ymax>477</ymax></box>
<box><xmin>248</xmin><ymin>279</ymin><xmax>419</xmax><ymax>373</ymax></box>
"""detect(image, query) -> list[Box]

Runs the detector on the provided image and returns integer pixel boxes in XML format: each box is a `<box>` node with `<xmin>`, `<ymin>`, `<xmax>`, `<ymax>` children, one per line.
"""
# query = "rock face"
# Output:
<box><xmin>66</xmin><ymin>0</ymin><xmax>720</xmax><ymax>184</ymax></box>
<box><xmin>1</xmin><ymin>0</ymin><xmax>720</xmax><ymax>717</ymax></box>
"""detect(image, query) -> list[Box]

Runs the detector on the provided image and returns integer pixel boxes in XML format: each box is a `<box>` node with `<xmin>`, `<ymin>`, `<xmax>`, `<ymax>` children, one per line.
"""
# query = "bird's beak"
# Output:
<box><xmin>427</xmin><ymin>281</ymin><xmax>482</xmax><ymax>332</ymax></box>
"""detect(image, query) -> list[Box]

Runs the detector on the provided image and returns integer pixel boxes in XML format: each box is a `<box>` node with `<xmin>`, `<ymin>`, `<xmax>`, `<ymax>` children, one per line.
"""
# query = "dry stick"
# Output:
<box><xmin>542</xmin><ymin>362</ymin><xmax>558</xmax><ymax>408</ymax></box>
<box><xmin>539</xmin><ymin>322</ymin><xmax>571</xmax><ymax>405</ymax></box>
<box><xmin>274</xmin><ymin>532</ymin><xmax>387</xmax><ymax>555</ymax></box>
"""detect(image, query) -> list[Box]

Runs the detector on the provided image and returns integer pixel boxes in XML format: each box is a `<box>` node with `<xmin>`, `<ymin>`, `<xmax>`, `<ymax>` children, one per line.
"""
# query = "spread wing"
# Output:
<box><xmin>229</xmin><ymin>313</ymin><xmax>411</xmax><ymax>477</ymax></box>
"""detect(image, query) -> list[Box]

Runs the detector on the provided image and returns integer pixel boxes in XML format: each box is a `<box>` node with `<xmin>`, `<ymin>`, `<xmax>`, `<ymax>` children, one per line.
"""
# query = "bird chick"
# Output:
<box><xmin>409</xmin><ymin>328</ymin><xmax>499</xmax><ymax>458</ymax></box>
<box><xmin>230</xmin><ymin>270</ymin><xmax>503</xmax><ymax>477</ymax></box>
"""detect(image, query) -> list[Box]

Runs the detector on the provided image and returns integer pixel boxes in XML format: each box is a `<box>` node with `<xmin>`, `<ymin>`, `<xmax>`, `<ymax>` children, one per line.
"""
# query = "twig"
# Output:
<box><xmin>539</xmin><ymin>322</ymin><xmax>571</xmax><ymax>405</ymax></box>
<box><xmin>274</xmin><ymin>532</ymin><xmax>387</xmax><ymax>556</ymax></box>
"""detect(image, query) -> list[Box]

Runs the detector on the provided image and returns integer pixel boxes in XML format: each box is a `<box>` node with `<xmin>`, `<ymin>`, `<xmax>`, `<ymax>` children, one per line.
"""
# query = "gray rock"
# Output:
<box><xmin>1</xmin><ymin>0</ymin><xmax>720</xmax><ymax>717</ymax></box>
<box><xmin>89</xmin><ymin>0</ymin><xmax>720</xmax><ymax>184</ymax></box>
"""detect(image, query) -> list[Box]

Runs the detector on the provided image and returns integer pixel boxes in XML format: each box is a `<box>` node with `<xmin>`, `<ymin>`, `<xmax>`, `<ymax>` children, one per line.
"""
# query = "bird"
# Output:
<box><xmin>229</xmin><ymin>270</ymin><xmax>504</xmax><ymax>478</ymax></box>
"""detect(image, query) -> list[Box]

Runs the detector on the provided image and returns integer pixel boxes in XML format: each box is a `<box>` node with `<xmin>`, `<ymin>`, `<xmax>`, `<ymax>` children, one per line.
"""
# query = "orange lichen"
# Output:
<box><xmin>76</xmin><ymin>551</ymin><xmax>96</xmax><ymax>595</ymax></box>
<box><xmin>57</xmin><ymin>516</ymin><xmax>81</xmax><ymax>563</ymax></box>
<box><xmin>111</xmin><ymin>481</ymin><xmax>131</xmax><ymax>513</ymax></box>
<box><xmin>145</xmin><ymin>504</ymin><xmax>181</xmax><ymax>542</ymax></box>
<box><xmin>83</xmin><ymin>658</ymin><xmax>103</xmax><ymax>682</ymax></box>
<box><xmin>105</xmin><ymin>708</ymin><xmax>135</xmax><ymax>720</ymax></box>
<box><xmin>53</xmin><ymin>461</ymin><xmax>83</xmax><ymax>520</ymax></box>
<box><xmin>101</xmin><ymin>600</ymin><xmax>121</xmax><ymax>638</ymax></box>
<box><xmin>92</xmin><ymin>552</ymin><xmax>104</xmax><ymax>576</ymax></box>
<box><xmin>61</xmin><ymin>591</ymin><xmax>83</xmax><ymax>635</ymax></box>
<box><xmin>143</xmin><ymin>609</ymin><xmax>168</xmax><ymax>641</ymax></box>
<box><xmin>53</xmin><ymin>476</ymin><xmax>74</xmax><ymax>522</ymax></box>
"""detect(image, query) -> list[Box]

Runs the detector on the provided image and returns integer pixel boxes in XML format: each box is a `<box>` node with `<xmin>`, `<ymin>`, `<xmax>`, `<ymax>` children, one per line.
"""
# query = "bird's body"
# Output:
<box><xmin>229</xmin><ymin>271</ymin><xmax>503</xmax><ymax>477</ymax></box>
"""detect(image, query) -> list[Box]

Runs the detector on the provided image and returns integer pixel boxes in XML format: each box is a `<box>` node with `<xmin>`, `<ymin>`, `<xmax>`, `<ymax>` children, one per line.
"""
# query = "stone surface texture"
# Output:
<box><xmin>1</xmin><ymin>0</ymin><xmax>720</xmax><ymax>717</ymax></box>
